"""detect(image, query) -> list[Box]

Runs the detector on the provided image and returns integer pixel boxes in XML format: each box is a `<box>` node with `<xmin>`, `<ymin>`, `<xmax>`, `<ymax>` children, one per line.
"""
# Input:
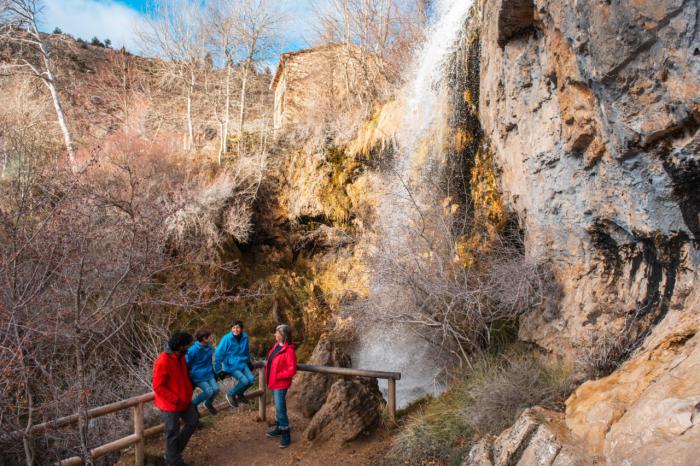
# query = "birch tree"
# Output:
<box><xmin>141</xmin><ymin>0</ymin><xmax>205</xmax><ymax>151</ymax></box>
<box><xmin>230</xmin><ymin>0</ymin><xmax>282</xmax><ymax>156</ymax></box>
<box><xmin>0</xmin><ymin>0</ymin><xmax>77</xmax><ymax>172</ymax></box>
<box><xmin>206</xmin><ymin>0</ymin><xmax>240</xmax><ymax>163</ymax></box>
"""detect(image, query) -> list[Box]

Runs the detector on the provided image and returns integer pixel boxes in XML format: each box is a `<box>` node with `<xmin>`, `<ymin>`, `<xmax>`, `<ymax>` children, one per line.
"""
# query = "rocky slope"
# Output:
<box><xmin>475</xmin><ymin>0</ymin><xmax>700</xmax><ymax>463</ymax></box>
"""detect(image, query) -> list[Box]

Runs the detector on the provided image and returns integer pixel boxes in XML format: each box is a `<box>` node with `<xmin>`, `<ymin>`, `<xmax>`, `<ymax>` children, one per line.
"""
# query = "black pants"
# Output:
<box><xmin>159</xmin><ymin>404</ymin><xmax>198</xmax><ymax>466</ymax></box>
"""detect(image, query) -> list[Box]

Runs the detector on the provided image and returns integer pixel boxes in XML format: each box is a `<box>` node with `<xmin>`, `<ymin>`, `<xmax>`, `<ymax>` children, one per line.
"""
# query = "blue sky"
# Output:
<box><xmin>41</xmin><ymin>0</ymin><xmax>315</xmax><ymax>58</ymax></box>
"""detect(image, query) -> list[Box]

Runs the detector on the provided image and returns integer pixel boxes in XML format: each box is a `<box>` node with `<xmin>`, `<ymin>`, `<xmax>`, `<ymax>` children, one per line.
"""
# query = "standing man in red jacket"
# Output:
<box><xmin>153</xmin><ymin>331</ymin><xmax>198</xmax><ymax>466</ymax></box>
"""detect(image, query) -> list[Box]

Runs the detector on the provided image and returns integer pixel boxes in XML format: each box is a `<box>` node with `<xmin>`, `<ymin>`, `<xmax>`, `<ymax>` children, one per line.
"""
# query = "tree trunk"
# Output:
<box><xmin>34</xmin><ymin>26</ymin><xmax>76</xmax><ymax>172</ymax></box>
<box><xmin>75</xmin><ymin>342</ymin><xmax>94</xmax><ymax>466</ymax></box>
<box><xmin>186</xmin><ymin>78</ymin><xmax>194</xmax><ymax>152</ymax></box>
<box><xmin>237</xmin><ymin>64</ymin><xmax>248</xmax><ymax>156</ymax></box>
<box><xmin>221</xmin><ymin>59</ymin><xmax>232</xmax><ymax>164</ymax></box>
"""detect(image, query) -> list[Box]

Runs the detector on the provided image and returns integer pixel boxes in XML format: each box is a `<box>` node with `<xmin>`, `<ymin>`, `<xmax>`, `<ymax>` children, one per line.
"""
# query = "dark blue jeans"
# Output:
<box><xmin>273</xmin><ymin>389</ymin><xmax>289</xmax><ymax>428</ymax></box>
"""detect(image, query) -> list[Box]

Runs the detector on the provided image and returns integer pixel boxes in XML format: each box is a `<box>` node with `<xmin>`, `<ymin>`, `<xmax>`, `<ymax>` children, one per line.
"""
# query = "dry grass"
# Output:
<box><xmin>383</xmin><ymin>348</ymin><xmax>574</xmax><ymax>465</ymax></box>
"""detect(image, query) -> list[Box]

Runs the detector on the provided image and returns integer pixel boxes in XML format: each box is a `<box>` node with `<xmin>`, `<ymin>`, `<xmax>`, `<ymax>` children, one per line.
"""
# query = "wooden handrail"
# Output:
<box><xmin>9</xmin><ymin>362</ymin><xmax>400</xmax><ymax>466</ymax></box>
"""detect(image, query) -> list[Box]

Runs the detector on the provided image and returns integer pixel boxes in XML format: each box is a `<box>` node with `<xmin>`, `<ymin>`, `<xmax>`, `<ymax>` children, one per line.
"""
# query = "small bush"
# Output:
<box><xmin>385</xmin><ymin>348</ymin><xmax>574</xmax><ymax>465</ymax></box>
<box><xmin>464</xmin><ymin>352</ymin><xmax>574</xmax><ymax>434</ymax></box>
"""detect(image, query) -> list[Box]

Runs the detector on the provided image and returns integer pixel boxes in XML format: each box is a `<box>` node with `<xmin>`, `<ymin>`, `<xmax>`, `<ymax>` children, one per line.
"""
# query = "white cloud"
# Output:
<box><xmin>41</xmin><ymin>0</ymin><xmax>147</xmax><ymax>52</ymax></box>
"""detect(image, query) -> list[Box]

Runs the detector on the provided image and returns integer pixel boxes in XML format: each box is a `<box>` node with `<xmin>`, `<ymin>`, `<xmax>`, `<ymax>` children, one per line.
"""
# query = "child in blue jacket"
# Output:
<box><xmin>185</xmin><ymin>328</ymin><xmax>219</xmax><ymax>415</ymax></box>
<box><xmin>215</xmin><ymin>320</ymin><xmax>255</xmax><ymax>407</ymax></box>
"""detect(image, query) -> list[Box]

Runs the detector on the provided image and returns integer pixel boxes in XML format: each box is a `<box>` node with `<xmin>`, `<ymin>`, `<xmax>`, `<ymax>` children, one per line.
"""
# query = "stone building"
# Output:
<box><xmin>270</xmin><ymin>43</ymin><xmax>386</xmax><ymax>130</ymax></box>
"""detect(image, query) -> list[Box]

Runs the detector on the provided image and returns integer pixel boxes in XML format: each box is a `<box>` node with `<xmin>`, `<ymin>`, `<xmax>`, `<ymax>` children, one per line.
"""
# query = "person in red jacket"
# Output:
<box><xmin>153</xmin><ymin>331</ymin><xmax>198</xmax><ymax>466</ymax></box>
<box><xmin>264</xmin><ymin>324</ymin><xmax>297</xmax><ymax>448</ymax></box>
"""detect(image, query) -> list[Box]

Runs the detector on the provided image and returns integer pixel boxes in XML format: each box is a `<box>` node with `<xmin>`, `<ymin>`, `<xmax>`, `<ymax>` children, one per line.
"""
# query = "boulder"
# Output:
<box><xmin>303</xmin><ymin>376</ymin><xmax>384</xmax><ymax>443</ymax></box>
<box><xmin>288</xmin><ymin>336</ymin><xmax>351</xmax><ymax>418</ymax></box>
<box><xmin>463</xmin><ymin>408</ymin><xmax>592</xmax><ymax>466</ymax></box>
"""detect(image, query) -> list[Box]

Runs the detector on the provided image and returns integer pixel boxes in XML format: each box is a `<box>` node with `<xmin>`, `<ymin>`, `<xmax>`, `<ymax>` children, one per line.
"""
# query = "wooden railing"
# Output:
<box><xmin>6</xmin><ymin>361</ymin><xmax>401</xmax><ymax>466</ymax></box>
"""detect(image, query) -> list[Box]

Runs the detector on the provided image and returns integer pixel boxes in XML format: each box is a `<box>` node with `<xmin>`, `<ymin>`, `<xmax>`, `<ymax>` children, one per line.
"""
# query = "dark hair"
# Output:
<box><xmin>194</xmin><ymin>328</ymin><xmax>212</xmax><ymax>342</ymax></box>
<box><xmin>231</xmin><ymin>320</ymin><xmax>244</xmax><ymax>329</ymax></box>
<box><xmin>168</xmin><ymin>331</ymin><xmax>193</xmax><ymax>352</ymax></box>
<box><xmin>275</xmin><ymin>324</ymin><xmax>292</xmax><ymax>344</ymax></box>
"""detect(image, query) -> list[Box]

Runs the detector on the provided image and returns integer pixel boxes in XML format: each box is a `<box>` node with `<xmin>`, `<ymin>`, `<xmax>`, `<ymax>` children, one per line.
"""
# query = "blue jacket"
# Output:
<box><xmin>185</xmin><ymin>341</ymin><xmax>215</xmax><ymax>383</ymax></box>
<box><xmin>214</xmin><ymin>331</ymin><xmax>250</xmax><ymax>373</ymax></box>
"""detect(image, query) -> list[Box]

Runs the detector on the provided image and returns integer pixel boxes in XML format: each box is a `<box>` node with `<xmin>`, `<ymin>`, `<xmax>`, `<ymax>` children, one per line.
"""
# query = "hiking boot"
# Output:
<box><xmin>235</xmin><ymin>393</ymin><xmax>250</xmax><ymax>405</ymax></box>
<box><xmin>225</xmin><ymin>393</ymin><xmax>238</xmax><ymax>408</ymax></box>
<box><xmin>204</xmin><ymin>401</ymin><xmax>218</xmax><ymax>415</ymax></box>
<box><xmin>279</xmin><ymin>427</ymin><xmax>291</xmax><ymax>448</ymax></box>
<box><xmin>266</xmin><ymin>425</ymin><xmax>281</xmax><ymax>437</ymax></box>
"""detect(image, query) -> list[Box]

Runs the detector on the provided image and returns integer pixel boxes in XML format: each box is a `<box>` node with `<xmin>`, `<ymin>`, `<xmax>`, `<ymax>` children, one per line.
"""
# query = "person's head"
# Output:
<box><xmin>195</xmin><ymin>328</ymin><xmax>212</xmax><ymax>344</ymax></box>
<box><xmin>231</xmin><ymin>320</ymin><xmax>244</xmax><ymax>336</ymax></box>
<box><xmin>168</xmin><ymin>331</ymin><xmax>193</xmax><ymax>354</ymax></box>
<box><xmin>274</xmin><ymin>324</ymin><xmax>292</xmax><ymax>344</ymax></box>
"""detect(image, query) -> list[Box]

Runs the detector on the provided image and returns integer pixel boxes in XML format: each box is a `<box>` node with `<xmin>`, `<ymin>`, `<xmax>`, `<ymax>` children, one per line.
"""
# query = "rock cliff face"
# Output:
<box><xmin>479</xmin><ymin>0</ymin><xmax>700</xmax><ymax>365</ymax></box>
<box><xmin>477</xmin><ymin>0</ymin><xmax>700</xmax><ymax>463</ymax></box>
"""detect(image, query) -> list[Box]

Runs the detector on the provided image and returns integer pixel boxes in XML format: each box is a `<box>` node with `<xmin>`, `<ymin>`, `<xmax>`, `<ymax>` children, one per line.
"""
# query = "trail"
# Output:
<box><xmin>118</xmin><ymin>403</ymin><xmax>392</xmax><ymax>466</ymax></box>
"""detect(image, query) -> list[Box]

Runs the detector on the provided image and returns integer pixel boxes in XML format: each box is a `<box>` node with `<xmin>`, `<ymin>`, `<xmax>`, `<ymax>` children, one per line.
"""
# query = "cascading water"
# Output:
<box><xmin>352</xmin><ymin>0</ymin><xmax>475</xmax><ymax>407</ymax></box>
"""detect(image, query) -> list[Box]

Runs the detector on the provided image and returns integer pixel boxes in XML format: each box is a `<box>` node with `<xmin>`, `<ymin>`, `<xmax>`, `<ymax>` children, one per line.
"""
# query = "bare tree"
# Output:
<box><xmin>313</xmin><ymin>0</ymin><xmax>426</xmax><ymax>86</ymax></box>
<box><xmin>230</xmin><ymin>0</ymin><xmax>282</xmax><ymax>156</ymax></box>
<box><xmin>206</xmin><ymin>0</ymin><xmax>240</xmax><ymax>163</ymax></box>
<box><xmin>0</xmin><ymin>0</ymin><xmax>77</xmax><ymax>171</ymax></box>
<box><xmin>140</xmin><ymin>0</ymin><xmax>206</xmax><ymax>151</ymax></box>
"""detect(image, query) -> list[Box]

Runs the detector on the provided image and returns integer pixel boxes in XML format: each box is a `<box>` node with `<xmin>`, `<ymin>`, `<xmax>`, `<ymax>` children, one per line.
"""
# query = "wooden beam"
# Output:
<box><xmin>133</xmin><ymin>402</ymin><xmax>144</xmax><ymax>466</ymax></box>
<box><xmin>297</xmin><ymin>363</ymin><xmax>402</xmax><ymax>380</ymax></box>
<box><xmin>258</xmin><ymin>367</ymin><xmax>267</xmax><ymax>422</ymax></box>
<box><xmin>387</xmin><ymin>378</ymin><xmax>397</xmax><ymax>423</ymax></box>
<box><xmin>57</xmin><ymin>434</ymin><xmax>141</xmax><ymax>465</ymax></box>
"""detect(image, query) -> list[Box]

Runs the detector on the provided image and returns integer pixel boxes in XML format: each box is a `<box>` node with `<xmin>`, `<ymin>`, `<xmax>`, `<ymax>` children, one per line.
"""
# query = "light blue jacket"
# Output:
<box><xmin>185</xmin><ymin>341</ymin><xmax>215</xmax><ymax>384</ymax></box>
<box><xmin>214</xmin><ymin>331</ymin><xmax>250</xmax><ymax>373</ymax></box>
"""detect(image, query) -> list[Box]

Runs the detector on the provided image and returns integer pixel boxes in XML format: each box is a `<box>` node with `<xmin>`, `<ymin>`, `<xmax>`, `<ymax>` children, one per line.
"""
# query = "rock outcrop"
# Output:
<box><xmin>479</xmin><ymin>0</ymin><xmax>700</xmax><ymax>366</ymax></box>
<box><xmin>565</xmin><ymin>316</ymin><xmax>700</xmax><ymax>464</ymax></box>
<box><xmin>474</xmin><ymin>0</ymin><xmax>700</xmax><ymax>463</ymax></box>
<box><xmin>463</xmin><ymin>408</ymin><xmax>593</xmax><ymax>466</ymax></box>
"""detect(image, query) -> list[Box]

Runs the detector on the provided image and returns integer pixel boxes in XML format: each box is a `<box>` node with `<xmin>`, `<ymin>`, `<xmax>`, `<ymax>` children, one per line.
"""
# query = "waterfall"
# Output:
<box><xmin>352</xmin><ymin>0</ymin><xmax>475</xmax><ymax>407</ymax></box>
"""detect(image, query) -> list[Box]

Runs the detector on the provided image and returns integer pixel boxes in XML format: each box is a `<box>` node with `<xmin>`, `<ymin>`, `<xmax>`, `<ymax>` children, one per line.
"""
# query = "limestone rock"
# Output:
<box><xmin>478</xmin><ymin>0</ymin><xmax>700</xmax><ymax>365</ymax></box>
<box><xmin>566</xmin><ymin>319</ymin><xmax>700</xmax><ymax>464</ymax></box>
<box><xmin>463</xmin><ymin>408</ymin><xmax>592</xmax><ymax>466</ymax></box>
<box><xmin>303</xmin><ymin>376</ymin><xmax>384</xmax><ymax>443</ymax></box>
<box><xmin>288</xmin><ymin>336</ymin><xmax>351</xmax><ymax>418</ymax></box>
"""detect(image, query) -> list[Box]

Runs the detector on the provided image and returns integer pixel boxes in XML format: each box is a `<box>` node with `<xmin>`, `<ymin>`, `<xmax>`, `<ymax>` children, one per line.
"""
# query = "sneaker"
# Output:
<box><xmin>279</xmin><ymin>428</ymin><xmax>290</xmax><ymax>448</ymax></box>
<box><xmin>266</xmin><ymin>425</ymin><xmax>281</xmax><ymax>437</ymax></box>
<box><xmin>235</xmin><ymin>393</ymin><xmax>250</xmax><ymax>405</ymax></box>
<box><xmin>226</xmin><ymin>393</ymin><xmax>238</xmax><ymax>408</ymax></box>
<box><xmin>204</xmin><ymin>401</ymin><xmax>218</xmax><ymax>415</ymax></box>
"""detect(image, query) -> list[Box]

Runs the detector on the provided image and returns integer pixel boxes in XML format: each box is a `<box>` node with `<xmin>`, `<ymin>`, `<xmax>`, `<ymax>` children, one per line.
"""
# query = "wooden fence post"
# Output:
<box><xmin>258</xmin><ymin>367</ymin><xmax>266</xmax><ymax>422</ymax></box>
<box><xmin>387</xmin><ymin>378</ymin><xmax>396</xmax><ymax>423</ymax></box>
<box><xmin>133</xmin><ymin>401</ymin><xmax>144</xmax><ymax>466</ymax></box>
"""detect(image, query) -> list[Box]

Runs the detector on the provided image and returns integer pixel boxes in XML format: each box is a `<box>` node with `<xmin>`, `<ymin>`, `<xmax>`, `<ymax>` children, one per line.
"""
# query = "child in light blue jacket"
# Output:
<box><xmin>185</xmin><ymin>328</ymin><xmax>219</xmax><ymax>415</ymax></box>
<box><xmin>215</xmin><ymin>320</ymin><xmax>255</xmax><ymax>407</ymax></box>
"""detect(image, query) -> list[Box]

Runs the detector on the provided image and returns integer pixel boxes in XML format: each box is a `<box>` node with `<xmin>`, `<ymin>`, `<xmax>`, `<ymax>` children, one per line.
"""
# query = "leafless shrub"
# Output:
<box><xmin>463</xmin><ymin>353</ymin><xmax>574</xmax><ymax>434</ymax></box>
<box><xmin>0</xmin><ymin>128</ymin><xmax>236</xmax><ymax>465</ymax></box>
<box><xmin>166</xmin><ymin>153</ymin><xmax>266</xmax><ymax>248</ymax></box>
<box><xmin>357</xmin><ymin>192</ymin><xmax>554</xmax><ymax>365</ymax></box>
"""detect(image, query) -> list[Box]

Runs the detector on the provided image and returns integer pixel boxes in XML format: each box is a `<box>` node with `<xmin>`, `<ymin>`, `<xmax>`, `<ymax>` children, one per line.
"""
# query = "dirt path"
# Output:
<box><xmin>126</xmin><ymin>403</ymin><xmax>392</xmax><ymax>466</ymax></box>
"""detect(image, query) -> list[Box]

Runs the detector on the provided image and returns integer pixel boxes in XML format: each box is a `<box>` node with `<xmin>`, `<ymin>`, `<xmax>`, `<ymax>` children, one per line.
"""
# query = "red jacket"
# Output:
<box><xmin>265</xmin><ymin>343</ymin><xmax>297</xmax><ymax>390</ymax></box>
<box><xmin>152</xmin><ymin>350</ymin><xmax>193</xmax><ymax>412</ymax></box>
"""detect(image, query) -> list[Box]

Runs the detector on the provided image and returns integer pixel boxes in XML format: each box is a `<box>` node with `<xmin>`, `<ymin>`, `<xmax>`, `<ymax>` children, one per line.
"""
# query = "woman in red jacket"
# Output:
<box><xmin>152</xmin><ymin>331</ymin><xmax>198</xmax><ymax>466</ymax></box>
<box><xmin>264</xmin><ymin>324</ymin><xmax>297</xmax><ymax>448</ymax></box>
